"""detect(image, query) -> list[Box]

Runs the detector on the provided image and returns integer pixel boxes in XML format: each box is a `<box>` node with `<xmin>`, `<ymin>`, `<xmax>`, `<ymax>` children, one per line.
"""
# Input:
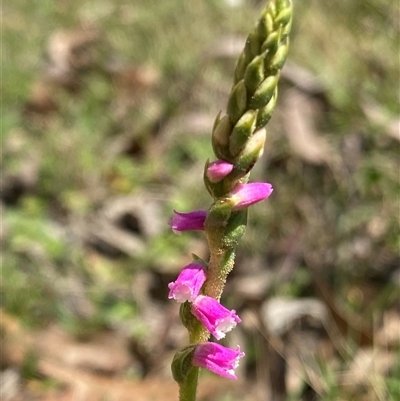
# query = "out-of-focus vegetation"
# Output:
<box><xmin>2</xmin><ymin>1</ymin><xmax>399</xmax><ymax>400</ymax></box>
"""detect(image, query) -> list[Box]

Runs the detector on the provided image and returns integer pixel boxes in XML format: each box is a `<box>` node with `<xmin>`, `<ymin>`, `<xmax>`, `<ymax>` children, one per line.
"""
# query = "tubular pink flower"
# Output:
<box><xmin>168</xmin><ymin>261</ymin><xmax>207</xmax><ymax>303</ymax></box>
<box><xmin>169</xmin><ymin>210</ymin><xmax>207</xmax><ymax>233</ymax></box>
<box><xmin>192</xmin><ymin>343</ymin><xmax>245</xmax><ymax>380</ymax></box>
<box><xmin>231</xmin><ymin>182</ymin><xmax>273</xmax><ymax>210</ymax></box>
<box><xmin>191</xmin><ymin>295</ymin><xmax>241</xmax><ymax>340</ymax></box>
<box><xmin>207</xmin><ymin>160</ymin><xmax>234</xmax><ymax>182</ymax></box>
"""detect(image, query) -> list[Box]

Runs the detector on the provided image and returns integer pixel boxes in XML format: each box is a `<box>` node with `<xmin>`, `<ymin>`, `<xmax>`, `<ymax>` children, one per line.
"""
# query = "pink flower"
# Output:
<box><xmin>168</xmin><ymin>261</ymin><xmax>207</xmax><ymax>303</ymax></box>
<box><xmin>207</xmin><ymin>160</ymin><xmax>234</xmax><ymax>182</ymax></box>
<box><xmin>191</xmin><ymin>295</ymin><xmax>241</xmax><ymax>340</ymax></box>
<box><xmin>192</xmin><ymin>343</ymin><xmax>245</xmax><ymax>380</ymax></box>
<box><xmin>231</xmin><ymin>182</ymin><xmax>273</xmax><ymax>210</ymax></box>
<box><xmin>169</xmin><ymin>210</ymin><xmax>207</xmax><ymax>233</ymax></box>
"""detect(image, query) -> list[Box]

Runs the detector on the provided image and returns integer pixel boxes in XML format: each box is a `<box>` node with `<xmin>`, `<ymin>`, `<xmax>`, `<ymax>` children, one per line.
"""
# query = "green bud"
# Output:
<box><xmin>212</xmin><ymin>114</ymin><xmax>232</xmax><ymax>160</ymax></box>
<box><xmin>244</xmin><ymin>54</ymin><xmax>265</xmax><ymax>94</ymax></box>
<box><xmin>276</xmin><ymin>8</ymin><xmax>292</xmax><ymax>27</ymax></box>
<box><xmin>229</xmin><ymin>110</ymin><xmax>257</xmax><ymax>157</ymax></box>
<box><xmin>282</xmin><ymin>16</ymin><xmax>292</xmax><ymax>38</ymax></box>
<box><xmin>212</xmin><ymin>110</ymin><xmax>222</xmax><ymax>132</ymax></box>
<box><xmin>246</xmin><ymin>31</ymin><xmax>261</xmax><ymax>60</ymax></box>
<box><xmin>171</xmin><ymin>345</ymin><xmax>196</xmax><ymax>384</ymax></box>
<box><xmin>266</xmin><ymin>1</ymin><xmax>277</xmax><ymax>17</ymax></box>
<box><xmin>261</xmin><ymin>31</ymin><xmax>279</xmax><ymax>54</ymax></box>
<box><xmin>250</xmin><ymin>75</ymin><xmax>278</xmax><ymax>109</ymax></box>
<box><xmin>203</xmin><ymin>160</ymin><xmax>226</xmax><ymax>198</ymax></box>
<box><xmin>270</xmin><ymin>40</ymin><xmax>289</xmax><ymax>71</ymax></box>
<box><xmin>221</xmin><ymin>210</ymin><xmax>248</xmax><ymax>249</ymax></box>
<box><xmin>234</xmin><ymin>52</ymin><xmax>247</xmax><ymax>84</ymax></box>
<box><xmin>257</xmin><ymin>15</ymin><xmax>269</xmax><ymax>40</ymax></box>
<box><xmin>234</xmin><ymin>128</ymin><xmax>267</xmax><ymax>174</ymax></box>
<box><xmin>213</xmin><ymin>114</ymin><xmax>231</xmax><ymax>147</ymax></box>
<box><xmin>276</xmin><ymin>0</ymin><xmax>290</xmax><ymax>13</ymax></box>
<box><xmin>265</xmin><ymin>12</ymin><xmax>274</xmax><ymax>33</ymax></box>
<box><xmin>256</xmin><ymin>88</ymin><xmax>278</xmax><ymax>129</ymax></box>
<box><xmin>227</xmin><ymin>80</ymin><xmax>247</xmax><ymax>124</ymax></box>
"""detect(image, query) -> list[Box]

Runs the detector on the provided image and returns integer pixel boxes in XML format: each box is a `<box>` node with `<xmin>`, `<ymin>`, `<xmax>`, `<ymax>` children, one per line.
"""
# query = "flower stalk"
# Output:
<box><xmin>168</xmin><ymin>1</ymin><xmax>292</xmax><ymax>399</ymax></box>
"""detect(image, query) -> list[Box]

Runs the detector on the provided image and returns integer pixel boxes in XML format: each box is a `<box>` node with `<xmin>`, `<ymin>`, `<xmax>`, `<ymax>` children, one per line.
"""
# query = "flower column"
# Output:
<box><xmin>168</xmin><ymin>1</ymin><xmax>292</xmax><ymax>400</ymax></box>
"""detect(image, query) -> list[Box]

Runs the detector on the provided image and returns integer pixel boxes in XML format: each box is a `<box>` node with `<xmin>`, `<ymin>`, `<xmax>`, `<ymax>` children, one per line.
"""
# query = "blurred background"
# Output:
<box><xmin>2</xmin><ymin>0</ymin><xmax>399</xmax><ymax>400</ymax></box>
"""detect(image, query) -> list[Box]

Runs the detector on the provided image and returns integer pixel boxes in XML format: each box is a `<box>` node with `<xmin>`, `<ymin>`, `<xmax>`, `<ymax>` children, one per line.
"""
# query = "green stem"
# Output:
<box><xmin>179</xmin><ymin>367</ymin><xmax>199</xmax><ymax>401</ymax></box>
<box><xmin>204</xmin><ymin>246</ymin><xmax>235</xmax><ymax>301</ymax></box>
<box><xmin>189</xmin><ymin>326</ymin><xmax>210</xmax><ymax>344</ymax></box>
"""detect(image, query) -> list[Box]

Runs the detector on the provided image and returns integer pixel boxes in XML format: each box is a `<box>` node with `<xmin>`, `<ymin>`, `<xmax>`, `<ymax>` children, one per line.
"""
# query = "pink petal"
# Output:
<box><xmin>193</xmin><ymin>343</ymin><xmax>245</xmax><ymax>380</ymax></box>
<box><xmin>207</xmin><ymin>160</ymin><xmax>234</xmax><ymax>182</ymax></box>
<box><xmin>231</xmin><ymin>182</ymin><xmax>273</xmax><ymax>210</ymax></box>
<box><xmin>169</xmin><ymin>210</ymin><xmax>207</xmax><ymax>233</ymax></box>
<box><xmin>168</xmin><ymin>262</ymin><xmax>207</xmax><ymax>303</ymax></box>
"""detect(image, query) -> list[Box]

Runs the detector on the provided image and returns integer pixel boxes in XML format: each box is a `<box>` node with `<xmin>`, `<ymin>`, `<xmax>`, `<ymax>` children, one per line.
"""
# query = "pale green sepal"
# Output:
<box><xmin>244</xmin><ymin>54</ymin><xmax>265</xmax><ymax>94</ymax></box>
<box><xmin>233</xmin><ymin>128</ymin><xmax>267</xmax><ymax>175</ymax></box>
<box><xmin>212</xmin><ymin>113</ymin><xmax>230</xmax><ymax>146</ymax></box>
<box><xmin>212</xmin><ymin>114</ymin><xmax>232</xmax><ymax>160</ymax></box>
<box><xmin>275</xmin><ymin>8</ymin><xmax>292</xmax><ymax>27</ymax></box>
<box><xmin>212</xmin><ymin>110</ymin><xmax>222</xmax><ymax>132</ymax></box>
<box><xmin>270</xmin><ymin>40</ymin><xmax>289</xmax><ymax>71</ymax></box>
<box><xmin>282</xmin><ymin>16</ymin><xmax>292</xmax><ymax>38</ymax></box>
<box><xmin>180</xmin><ymin>302</ymin><xmax>203</xmax><ymax>332</ymax></box>
<box><xmin>229</xmin><ymin>110</ymin><xmax>257</xmax><ymax>157</ymax></box>
<box><xmin>234</xmin><ymin>52</ymin><xmax>247</xmax><ymax>84</ymax></box>
<box><xmin>203</xmin><ymin>159</ymin><xmax>215</xmax><ymax>197</ymax></box>
<box><xmin>191</xmin><ymin>254</ymin><xmax>208</xmax><ymax>266</ymax></box>
<box><xmin>250</xmin><ymin>75</ymin><xmax>278</xmax><ymax>109</ymax></box>
<box><xmin>256</xmin><ymin>88</ymin><xmax>278</xmax><ymax>129</ymax></box>
<box><xmin>221</xmin><ymin>210</ymin><xmax>248</xmax><ymax>249</ymax></box>
<box><xmin>227</xmin><ymin>80</ymin><xmax>248</xmax><ymax>124</ymax></box>
<box><xmin>276</xmin><ymin>0</ymin><xmax>290</xmax><ymax>13</ymax></box>
<box><xmin>261</xmin><ymin>31</ymin><xmax>279</xmax><ymax>54</ymax></box>
<box><xmin>171</xmin><ymin>345</ymin><xmax>196</xmax><ymax>384</ymax></box>
<box><xmin>257</xmin><ymin>14</ymin><xmax>269</xmax><ymax>41</ymax></box>
<box><xmin>205</xmin><ymin>200</ymin><xmax>233</xmax><ymax>233</ymax></box>
<box><xmin>266</xmin><ymin>0</ymin><xmax>278</xmax><ymax>16</ymax></box>
<box><xmin>265</xmin><ymin>12</ymin><xmax>274</xmax><ymax>33</ymax></box>
<box><xmin>245</xmin><ymin>31</ymin><xmax>261</xmax><ymax>61</ymax></box>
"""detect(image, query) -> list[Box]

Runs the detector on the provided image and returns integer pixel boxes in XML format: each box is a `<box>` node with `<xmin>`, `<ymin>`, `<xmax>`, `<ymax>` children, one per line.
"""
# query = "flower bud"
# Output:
<box><xmin>229</xmin><ymin>110</ymin><xmax>257</xmax><ymax>157</ymax></box>
<box><xmin>244</xmin><ymin>54</ymin><xmax>265</xmax><ymax>94</ymax></box>
<box><xmin>206</xmin><ymin>160</ymin><xmax>234</xmax><ymax>183</ymax></box>
<box><xmin>234</xmin><ymin>128</ymin><xmax>267</xmax><ymax>174</ymax></box>
<box><xmin>250</xmin><ymin>75</ymin><xmax>279</xmax><ymax>109</ymax></box>
<box><xmin>227</xmin><ymin>80</ymin><xmax>247</xmax><ymax>124</ymax></box>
